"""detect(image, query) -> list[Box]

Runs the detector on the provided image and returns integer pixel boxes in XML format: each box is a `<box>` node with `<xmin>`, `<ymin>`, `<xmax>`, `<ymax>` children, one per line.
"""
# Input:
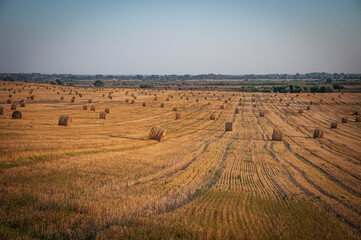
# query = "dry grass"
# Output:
<box><xmin>0</xmin><ymin>81</ymin><xmax>360</xmax><ymax>239</ymax></box>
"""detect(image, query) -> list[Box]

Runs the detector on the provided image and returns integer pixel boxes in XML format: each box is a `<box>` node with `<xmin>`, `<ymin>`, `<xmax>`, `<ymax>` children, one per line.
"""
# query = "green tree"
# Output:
<box><xmin>55</xmin><ymin>79</ymin><xmax>64</xmax><ymax>85</ymax></box>
<box><xmin>94</xmin><ymin>80</ymin><xmax>105</xmax><ymax>87</ymax></box>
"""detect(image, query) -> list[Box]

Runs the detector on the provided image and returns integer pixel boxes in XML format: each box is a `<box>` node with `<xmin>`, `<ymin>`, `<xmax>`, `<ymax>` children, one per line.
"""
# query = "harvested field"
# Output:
<box><xmin>0</xmin><ymin>81</ymin><xmax>360</xmax><ymax>239</ymax></box>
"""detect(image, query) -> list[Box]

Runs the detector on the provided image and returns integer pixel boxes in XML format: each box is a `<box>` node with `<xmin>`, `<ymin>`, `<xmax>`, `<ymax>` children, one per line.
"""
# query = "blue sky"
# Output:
<box><xmin>0</xmin><ymin>0</ymin><xmax>360</xmax><ymax>74</ymax></box>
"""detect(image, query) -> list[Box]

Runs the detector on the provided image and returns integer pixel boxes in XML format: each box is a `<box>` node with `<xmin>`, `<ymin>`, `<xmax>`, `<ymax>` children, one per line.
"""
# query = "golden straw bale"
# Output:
<box><xmin>99</xmin><ymin>112</ymin><xmax>106</xmax><ymax>119</ymax></box>
<box><xmin>12</xmin><ymin>111</ymin><xmax>22</xmax><ymax>119</ymax></box>
<box><xmin>225</xmin><ymin>122</ymin><xmax>233</xmax><ymax>131</ymax></box>
<box><xmin>0</xmin><ymin>106</ymin><xmax>5</xmax><ymax>115</ymax></box>
<box><xmin>149</xmin><ymin>126</ymin><xmax>166</xmax><ymax>142</ymax></box>
<box><xmin>272</xmin><ymin>129</ymin><xmax>282</xmax><ymax>141</ymax></box>
<box><xmin>58</xmin><ymin>115</ymin><xmax>72</xmax><ymax>126</ymax></box>
<box><xmin>313</xmin><ymin>128</ymin><xmax>324</xmax><ymax>139</ymax></box>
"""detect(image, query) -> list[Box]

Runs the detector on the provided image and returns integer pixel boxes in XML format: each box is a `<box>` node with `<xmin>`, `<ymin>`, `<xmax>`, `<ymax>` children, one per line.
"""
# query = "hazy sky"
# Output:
<box><xmin>0</xmin><ymin>0</ymin><xmax>360</xmax><ymax>74</ymax></box>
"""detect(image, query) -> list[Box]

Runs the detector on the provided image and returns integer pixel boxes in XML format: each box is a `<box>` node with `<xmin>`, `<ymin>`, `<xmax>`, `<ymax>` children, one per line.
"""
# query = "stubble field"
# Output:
<box><xmin>0</xmin><ymin>81</ymin><xmax>360</xmax><ymax>239</ymax></box>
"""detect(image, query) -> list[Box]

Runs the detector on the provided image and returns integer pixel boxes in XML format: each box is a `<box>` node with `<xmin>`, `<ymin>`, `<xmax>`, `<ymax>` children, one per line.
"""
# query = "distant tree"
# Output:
<box><xmin>333</xmin><ymin>83</ymin><xmax>344</xmax><ymax>89</ymax></box>
<box><xmin>55</xmin><ymin>79</ymin><xmax>64</xmax><ymax>85</ymax></box>
<box><xmin>326</xmin><ymin>85</ymin><xmax>334</xmax><ymax>92</ymax></box>
<box><xmin>51</xmin><ymin>81</ymin><xmax>57</xmax><ymax>85</ymax></box>
<box><xmin>3</xmin><ymin>77</ymin><xmax>14</xmax><ymax>81</ymax></box>
<box><xmin>94</xmin><ymin>80</ymin><xmax>105</xmax><ymax>87</ymax></box>
<box><xmin>326</xmin><ymin>78</ymin><xmax>333</xmax><ymax>84</ymax></box>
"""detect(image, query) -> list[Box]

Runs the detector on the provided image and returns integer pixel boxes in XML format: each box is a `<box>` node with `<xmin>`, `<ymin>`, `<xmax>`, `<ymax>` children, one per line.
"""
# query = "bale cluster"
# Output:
<box><xmin>58</xmin><ymin>115</ymin><xmax>72</xmax><ymax>126</ymax></box>
<box><xmin>149</xmin><ymin>126</ymin><xmax>166</xmax><ymax>142</ymax></box>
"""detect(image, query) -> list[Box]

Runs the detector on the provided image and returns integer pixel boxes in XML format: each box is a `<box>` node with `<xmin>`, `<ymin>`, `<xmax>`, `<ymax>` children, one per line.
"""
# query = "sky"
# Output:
<box><xmin>0</xmin><ymin>0</ymin><xmax>360</xmax><ymax>75</ymax></box>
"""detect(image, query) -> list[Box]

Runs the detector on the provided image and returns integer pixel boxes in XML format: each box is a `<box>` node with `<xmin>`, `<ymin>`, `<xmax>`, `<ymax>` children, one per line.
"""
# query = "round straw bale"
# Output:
<box><xmin>20</xmin><ymin>102</ymin><xmax>26</xmax><ymax>107</ymax></box>
<box><xmin>173</xmin><ymin>107</ymin><xmax>177</xmax><ymax>111</ymax></box>
<box><xmin>90</xmin><ymin>105</ymin><xmax>96</xmax><ymax>111</ymax></box>
<box><xmin>175</xmin><ymin>112</ymin><xmax>181</xmax><ymax>120</ymax></box>
<box><xmin>330</xmin><ymin>122</ymin><xmax>337</xmax><ymax>128</ymax></box>
<box><xmin>30</xmin><ymin>95</ymin><xmax>35</xmax><ymax>100</ymax></box>
<box><xmin>286</xmin><ymin>103</ymin><xmax>289</xmax><ymax>106</ymax></box>
<box><xmin>71</xmin><ymin>97</ymin><xmax>75</xmax><ymax>103</ymax></box>
<box><xmin>160</xmin><ymin>103</ymin><xmax>165</xmax><ymax>107</ymax></box>
<box><xmin>12</xmin><ymin>111</ymin><xmax>22</xmax><ymax>119</ymax></box>
<box><xmin>149</xmin><ymin>126</ymin><xmax>166</xmax><ymax>142</ymax></box>
<box><xmin>88</xmin><ymin>99</ymin><xmax>93</xmax><ymax>103</ymax></box>
<box><xmin>259</xmin><ymin>111</ymin><xmax>265</xmax><ymax>117</ymax></box>
<box><xmin>225</xmin><ymin>122</ymin><xmax>233</xmax><ymax>131</ymax></box>
<box><xmin>11</xmin><ymin>103</ymin><xmax>17</xmax><ymax>110</ymax></box>
<box><xmin>105</xmin><ymin>108</ymin><xmax>110</xmax><ymax>113</ymax></box>
<box><xmin>253</xmin><ymin>104</ymin><xmax>256</xmax><ymax>108</ymax></box>
<box><xmin>235</xmin><ymin>108</ymin><xmax>239</xmax><ymax>114</ymax></box>
<box><xmin>356</xmin><ymin>116</ymin><xmax>360</xmax><ymax>122</ymax></box>
<box><xmin>99</xmin><ymin>112</ymin><xmax>106</xmax><ymax>119</ymax></box>
<box><xmin>7</xmin><ymin>99</ymin><xmax>12</xmax><ymax>104</ymax></box>
<box><xmin>60</xmin><ymin>97</ymin><xmax>64</xmax><ymax>100</ymax></box>
<box><xmin>166</xmin><ymin>98</ymin><xmax>169</xmax><ymax>101</ymax></box>
<box><xmin>58</xmin><ymin>115</ymin><xmax>72</xmax><ymax>126</ymax></box>
<box><xmin>210</xmin><ymin>113</ymin><xmax>216</xmax><ymax>120</ymax></box>
<box><xmin>0</xmin><ymin>106</ymin><xmax>5</xmax><ymax>115</ymax></box>
<box><xmin>342</xmin><ymin>117</ymin><xmax>348</xmax><ymax>123</ymax></box>
<box><xmin>196</xmin><ymin>99</ymin><xmax>199</xmax><ymax>102</ymax></box>
<box><xmin>299</xmin><ymin>109</ymin><xmax>303</xmax><ymax>113</ymax></box>
<box><xmin>220</xmin><ymin>105</ymin><xmax>224</xmax><ymax>109</ymax></box>
<box><xmin>125</xmin><ymin>98</ymin><xmax>129</xmax><ymax>102</ymax></box>
<box><xmin>83</xmin><ymin>105</ymin><xmax>88</xmax><ymax>110</ymax></box>
<box><xmin>307</xmin><ymin>106</ymin><xmax>311</xmax><ymax>110</ymax></box>
<box><xmin>272</xmin><ymin>129</ymin><xmax>282</xmax><ymax>141</ymax></box>
<box><xmin>142</xmin><ymin>102</ymin><xmax>147</xmax><ymax>107</ymax></box>
<box><xmin>131</xmin><ymin>100</ymin><xmax>135</xmax><ymax>104</ymax></box>
<box><xmin>313</xmin><ymin>128</ymin><xmax>324</xmax><ymax>138</ymax></box>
